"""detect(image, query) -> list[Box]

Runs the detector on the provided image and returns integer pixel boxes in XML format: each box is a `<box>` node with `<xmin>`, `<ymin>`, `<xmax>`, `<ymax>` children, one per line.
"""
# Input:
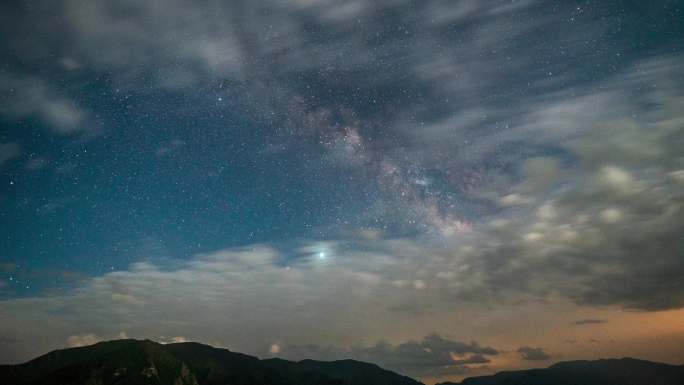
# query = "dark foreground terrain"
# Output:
<box><xmin>1</xmin><ymin>339</ymin><xmax>683</xmax><ymax>385</ymax></box>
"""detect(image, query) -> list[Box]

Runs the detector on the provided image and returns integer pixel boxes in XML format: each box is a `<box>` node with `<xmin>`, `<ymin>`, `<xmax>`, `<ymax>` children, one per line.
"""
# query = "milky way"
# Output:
<box><xmin>1</xmin><ymin>1</ymin><xmax>683</xmax><ymax>383</ymax></box>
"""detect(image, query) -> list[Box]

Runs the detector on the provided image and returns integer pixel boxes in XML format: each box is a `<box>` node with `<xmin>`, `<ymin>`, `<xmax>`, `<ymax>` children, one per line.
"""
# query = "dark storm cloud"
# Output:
<box><xmin>517</xmin><ymin>346</ymin><xmax>551</xmax><ymax>361</ymax></box>
<box><xmin>572</xmin><ymin>319</ymin><xmax>607</xmax><ymax>326</ymax></box>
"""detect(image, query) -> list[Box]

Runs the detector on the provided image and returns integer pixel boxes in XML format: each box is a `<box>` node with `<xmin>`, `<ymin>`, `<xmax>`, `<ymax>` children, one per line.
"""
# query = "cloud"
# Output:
<box><xmin>0</xmin><ymin>336</ymin><xmax>20</xmax><ymax>344</ymax></box>
<box><xmin>24</xmin><ymin>156</ymin><xmax>49</xmax><ymax>171</ymax></box>
<box><xmin>498</xmin><ymin>193</ymin><xmax>531</xmax><ymax>207</ymax></box>
<box><xmin>0</xmin><ymin>1</ymin><xmax>682</xmax><ymax>378</ymax></box>
<box><xmin>3</xmin><ymin>0</ymin><xmax>673</xmax><ymax>241</ymax></box>
<box><xmin>572</xmin><ymin>319</ymin><xmax>607</xmax><ymax>326</ymax></box>
<box><xmin>60</xmin><ymin>0</ymin><xmax>244</xmax><ymax>88</ymax></box>
<box><xmin>65</xmin><ymin>331</ymin><xmax>130</xmax><ymax>348</ymax></box>
<box><xmin>273</xmin><ymin>334</ymin><xmax>499</xmax><ymax>377</ymax></box>
<box><xmin>353</xmin><ymin>334</ymin><xmax>498</xmax><ymax>377</ymax></box>
<box><xmin>59</xmin><ymin>57</ymin><xmax>81</xmax><ymax>71</ymax></box>
<box><xmin>0</xmin><ymin>56</ymin><xmax>681</xmax><ymax>369</ymax></box>
<box><xmin>430</xmin><ymin>55</ymin><xmax>684</xmax><ymax>311</ymax></box>
<box><xmin>0</xmin><ymin>142</ymin><xmax>22</xmax><ymax>167</ymax></box>
<box><xmin>0</xmin><ymin>0</ymin><xmax>604</xmax><ymax>235</ymax></box>
<box><xmin>0</xmin><ymin>74</ymin><xmax>93</xmax><ymax>136</ymax></box>
<box><xmin>517</xmin><ymin>346</ymin><xmax>551</xmax><ymax>361</ymax></box>
<box><xmin>66</xmin><ymin>334</ymin><xmax>100</xmax><ymax>348</ymax></box>
<box><xmin>0</xmin><ymin>241</ymin><xmax>492</xmax><ymax>372</ymax></box>
<box><xmin>156</xmin><ymin>139</ymin><xmax>187</xmax><ymax>156</ymax></box>
<box><xmin>158</xmin><ymin>336</ymin><xmax>188</xmax><ymax>344</ymax></box>
<box><xmin>111</xmin><ymin>293</ymin><xmax>145</xmax><ymax>306</ymax></box>
<box><xmin>0</xmin><ymin>244</ymin><xmax>389</xmax><ymax>362</ymax></box>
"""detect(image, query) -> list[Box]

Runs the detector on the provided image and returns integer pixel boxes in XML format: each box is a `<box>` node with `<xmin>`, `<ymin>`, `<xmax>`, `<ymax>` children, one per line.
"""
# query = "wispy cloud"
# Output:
<box><xmin>0</xmin><ymin>142</ymin><xmax>22</xmax><ymax>167</ymax></box>
<box><xmin>0</xmin><ymin>74</ymin><xmax>94</xmax><ymax>137</ymax></box>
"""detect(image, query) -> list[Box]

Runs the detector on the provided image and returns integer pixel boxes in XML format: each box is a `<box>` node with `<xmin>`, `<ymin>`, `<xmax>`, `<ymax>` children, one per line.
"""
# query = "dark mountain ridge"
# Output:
<box><xmin>437</xmin><ymin>357</ymin><xmax>684</xmax><ymax>385</ymax></box>
<box><xmin>1</xmin><ymin>340</ymin><xmax>683</xmax><ymax>385</ymax></box>
<box><xmin>0</xmin><ymin>339</ymin><xmax>421</xmax><ymax>385</ymax></box>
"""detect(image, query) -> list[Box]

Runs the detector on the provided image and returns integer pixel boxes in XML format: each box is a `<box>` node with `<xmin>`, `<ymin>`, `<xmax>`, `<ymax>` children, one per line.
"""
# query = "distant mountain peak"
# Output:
<box><xmin>437</xmin><ymin>357</ymin><xmax>684</xmax><ymax>385</ymax></box>
<box><xmin>0</xmin><ymin>339</ymin><xmax>423</xmax><ymax>385</ymax></box>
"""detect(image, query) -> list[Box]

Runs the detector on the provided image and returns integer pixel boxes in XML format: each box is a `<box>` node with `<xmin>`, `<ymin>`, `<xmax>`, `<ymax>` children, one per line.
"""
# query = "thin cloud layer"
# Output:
<box><xmin>0</xmin><ymin>74</ymin><xmax>93</xmax><ymax>136</ymax></box>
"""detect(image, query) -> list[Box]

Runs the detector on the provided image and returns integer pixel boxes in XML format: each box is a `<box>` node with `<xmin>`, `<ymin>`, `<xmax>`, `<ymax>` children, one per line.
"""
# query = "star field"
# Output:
<box><xmin>1</xmin><ymin>1</ymin><xmax>683</xmax><ymax>383</ymax></box>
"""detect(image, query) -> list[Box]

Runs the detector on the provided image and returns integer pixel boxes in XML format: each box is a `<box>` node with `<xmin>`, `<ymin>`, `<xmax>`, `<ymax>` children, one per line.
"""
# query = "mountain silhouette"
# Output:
<box><xmin>437</xmin><ymin>357</ymin><xmax>684</xmax><ymax>385</ymax></box>
<box><xmin>2</xmin><ymin>340</ymin><xmax>683</xmax><ymax>385</ymax></box>
<box><xmin>0</xmin><ymin>339</ymin><xmax>422</xmax><ymax>385</ymax></box>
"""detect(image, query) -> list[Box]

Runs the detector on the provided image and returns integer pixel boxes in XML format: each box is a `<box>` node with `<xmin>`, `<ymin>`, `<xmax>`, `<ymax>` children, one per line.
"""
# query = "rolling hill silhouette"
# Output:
<box><xmin>0</xmin><ymin>339</ymin><xmax>420</xmax><ymax>385</ymax></box>
<box><xmin>438</xmin><ymin>357</ymin><xmax>684</xmax><ymax>385</ymax></box>
<box><xmin>1</xmin><ymin>339</ymin><xmax>683</xmax><ymax>385</ymax></box>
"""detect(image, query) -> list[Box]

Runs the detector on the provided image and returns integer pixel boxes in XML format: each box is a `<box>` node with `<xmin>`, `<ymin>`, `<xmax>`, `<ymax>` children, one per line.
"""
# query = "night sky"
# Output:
<box><xmin>1</xmin><ymin>1</ymin><xmax>683</xmax><ymax>383</ymax></box>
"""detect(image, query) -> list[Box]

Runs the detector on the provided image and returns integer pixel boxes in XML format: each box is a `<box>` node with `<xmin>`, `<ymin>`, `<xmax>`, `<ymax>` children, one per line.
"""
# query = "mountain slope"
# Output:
<box><xmin>294</xmin><ymin>358</ymin><xmax>420</xmax><ymax>385</ymax></box>
<box><xmin>164</xmin><ymin>342</ymin><xmax>343</xmax><ymax>385</ymax></box>
<box><xmin>0</xmin><ymin>339</ymin><xmax>197</xmax><ymax>385</ymax></box>
<box><xmin>0</xmin><ymin>339</ymin><xmax>420</xmax><ymax>385</ymax></box>
<box><xmin>437</xmin><ymin>357</ymin><xmax>684</xmax><ymax>385</ymax></box>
